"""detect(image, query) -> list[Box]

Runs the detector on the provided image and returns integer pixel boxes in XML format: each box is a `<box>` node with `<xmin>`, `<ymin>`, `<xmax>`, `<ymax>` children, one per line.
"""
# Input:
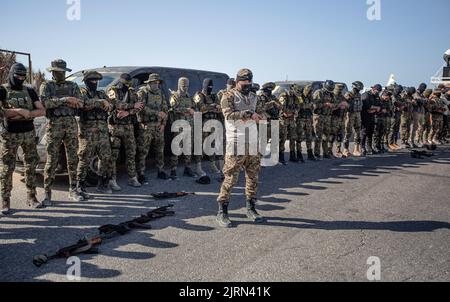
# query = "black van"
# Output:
<box><xmin>67</xmin><ymin>66</ymin><xmax>230</xmax><ymax>100</ymax></box>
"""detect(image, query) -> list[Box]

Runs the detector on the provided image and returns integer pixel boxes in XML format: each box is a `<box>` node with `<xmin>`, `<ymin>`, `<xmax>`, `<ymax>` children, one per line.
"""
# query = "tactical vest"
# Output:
<box><xmin>298</xmin><ymin>96</ymin><xmax>313</xmax><ymax>118</ymax></box>
<box><xmin>171</xmin><ymin>92</ymin><xmax>194</xmax><ymax>121</ymax></box>
<box><xmin>80</xmin><ymin>88</ymin><xmax>109</xmax><ymax>122</ymax></box>
<box><xmin>138</xmin><ymin>89</ymin><xmax>164</xmax><ymax>124</ymax></box>
<box><xmin>45</xmin><ymin>81</ymin><xmax>78</xmax><ymax>118</ymax></box>
<box><xmin>348</xmin><ymin>92</ymin><xmax>363</xmax><ymax>113</ymax></box>
<box><xmin>260</xmin><ymin>94</ymin><xmax>280</xmax><ymax>120</ymax></box>
<box><xmin>279</xmin><ymin>93</ymin><xmax>298</xmax><ymax>118</ymax></box>
<box><xmin>314</xmin><ymin>89</ymin><xmax>334</xmax><ymax>115</ymax></box>
<box><xmin>197</xmin><ymin>92</ymin><xmax>220</xmax><ymax>121</ymax></box>
<box><xmin>430</xmin><ymin>98</ymin><xmax>445</xmax><ymax>115</ymax></box>
<box><xmin>1</xmin><ymin>84</ymin><xmax>35</xmax><ymax>133</ymax></box>
<box><xmin>108</xmin><ymin>86</ymin><xmax>137</xmax><ymax>125</ymax></box>
<box><xmin>332</xmin><ymin>94</ymin><xmax>347</xmax><ymax>118</ymax></box>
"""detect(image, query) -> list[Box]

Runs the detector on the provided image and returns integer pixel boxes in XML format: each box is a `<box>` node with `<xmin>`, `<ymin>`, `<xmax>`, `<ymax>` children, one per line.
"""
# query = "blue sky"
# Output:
<box><xmin>1</xmin><ymin>0</ymin><xmax>449</xmax><ymax>87</ymax></box>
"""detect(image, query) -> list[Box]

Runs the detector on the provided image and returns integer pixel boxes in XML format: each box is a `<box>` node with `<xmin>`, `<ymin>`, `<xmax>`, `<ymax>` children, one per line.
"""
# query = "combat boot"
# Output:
<box><xmin>289</xmin><ymin>151</ymin><xmax>298</xmax><ymax>163</ymax></box>
<box><xmin>353</xmin><ymin>144</ymin><xmax>362</xmax><ymax>157</ymax></box>
<box><xmin>138</xmin><ymin>174</ymin><xmax>149</xmax><ymax>185</ymax></box>
<box><xmin>279</xmin><ymin>152</ymin><xmax>287</xmax><ymax>165</ymax></box>
<box><xmin>27</xmin><ymin>193</ymin><xmax>44</xmax><ymax>209</ymax></box>
<box><xmin>128</xmin><ymin>177</ymin><xmax>142</xmax><ymax>188</ymax></box>
<box><xmin>297</xmin><ymin>150</ymin><xmax>305</xmax><ymax>163</ymax></box>
<box><xmin>109</xmin><ymin>178</ymin><xmax>122</xmax><ymax>192</ymax></box>
<box><xmin>41</xmin><ymin>191</ymin><xmax>52</xmax><ymax>207</ymax></box>
<box><xmin>1</xmin><ymin>198</ymin><xmax>11</xmax><ymax>216</ymax></box>
<box><xmin>184</xmin><ymin>166</ymin><xmax>196</xmax><ymax>177</ymax></box>
<box><xmin>307</xmin><ymin>150</ymin><xmax>317</xmax><ymax>161</ymax></box>
<box><xmin>170</xmin><ymin>169</ymin><xmax>178</xmax><ymax>180</ymax></box>
<box><xmin>196</xmin><ymin>162</ymin><xmax>206</xmax><ymax>177</ymax></box>
<box><xmin>336</xmin><ymin>149</ymin><xmax>344</xmax><ymax>158</ymax></box>
<box><xmin>342</xmin><ymin>148</ymin><xmax>351</xmax><ymax>158</ymax></box>
<box><xmin>69</xmin><ymin>185</ymin><xmax>84</xmax><ymax>202</ymax></box>
<box><xmin>216</xmin><ymin>202</ymin><xmax>232</xmax><ymax>228</ymax></box>
<box><xmin>209</xmin><ymin>161</ymin><xmax>220</xmax><ymax>174</ymax></box>
<box><xmin>157</xmin><ymin>170</ymin><xmax>169</xmax><ymax>180</ymax></box>
<box><xmin>78</xmin><ymin>182</ymin><xmax>91</xmax><ymax>200</ymax></box>
<box><xmin>246</xmin><ymin>199</ymin><xmax>264</xmax><ymax>223</ymax></box>
<box><xmin>97</xmin><ymin>177</ymin><xmax>113</xmax><ymax>194</ymax></box>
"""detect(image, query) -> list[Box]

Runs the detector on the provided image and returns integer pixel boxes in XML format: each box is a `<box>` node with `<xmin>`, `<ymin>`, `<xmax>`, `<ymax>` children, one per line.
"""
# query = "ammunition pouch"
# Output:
<box><xmin>80</xmin><ymin>108</ymin><xmax>108</xmax><ymax>122</ymax></box>
<box><xmin>3</xmin><ymin>120</ymin><xmax>35</xmax><ymax>133</ymax></box>
<box><xmin>47</xmin><ymin>106</ymin><xmax>78</xmax><ymax>119</ymax></box>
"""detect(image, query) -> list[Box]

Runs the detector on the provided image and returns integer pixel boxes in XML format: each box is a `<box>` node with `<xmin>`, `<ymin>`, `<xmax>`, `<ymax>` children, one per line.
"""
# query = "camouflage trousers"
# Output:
<box><xmin>295</xmin><ymin>117</ymin><xmax>314</xmax><ymax>152</ymax></box>
<box><xmin>331</xmin><ymin>116</ymin><xmax>346</xmax><ymax>151</ymax></box>
<box><xmin>400</xmin><ymin>113</ymin><xmax>412</xmax><ymax>143</ymax></box>
<box><xmin>1</xmin><ymin>130</ymin><xmax>38</xmax><ymax>199</ymax></box>
<box><xmin>419</xmin><ymin>113</ymin><xmax>431</xmax><ymax>144</ymax></box>
<box><xmin>218</xmin><ymin>154</ymin><xmax>261</xmax><ymax>203</ymax></box>
<box><xmin>77</xmin><ymin>121</ymin><xmax>113</xmax><ymax>183</ymax></box>
<box><xmin>137</xmin><ymin>123</ymin><xmax>165</xmax><ymax>174</ymax></box>
<box><xmin>428</xmin><ymin>114</ymin><xmax>444</xmax><ymax>142</ymax></box>
<box><xmin>44</xmin><ymin>117</ymin><xmax>79</xmax><ymax>192</ymax></box>
<box><xmin>411</xmin><ymin>112</ymin><xmax>425</xmax><ymax>143</ymax></box>
<box><xmin>374</xmin><ymin>117</ymin><xmax>388</xmax><ymax>148</ymax></box>
<box><xmin>388</xmin><ymin>114</ymin><xmax>401</xmax><ymax>145</ymax></box>
<box><xmin>109</xmin><ymin>124</ymin><xmax>137</xmax><ymax>179</ymax></box>
<box><xmin>344</xmin><ymin>112</ymin><xmax>362</xmax><ymax>148</ymax></box>
<box><xmin>279</xmin><ymin>118</ymin><xmax>296</xmax><ymax>153</ymax></box>
<box><xmin>170</xmin><ymin>122</ymin><xmax>194</xmax><ymax>170</ymax></box>
<box><xmin>314</xmin><ymin>115</ymin><xmax>332</xmax><ymax>157</ymax></box>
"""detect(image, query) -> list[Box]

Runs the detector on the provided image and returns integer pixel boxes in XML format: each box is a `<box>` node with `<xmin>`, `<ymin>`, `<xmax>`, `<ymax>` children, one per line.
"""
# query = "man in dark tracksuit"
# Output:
<box><xmin>361</xmin><ymin>84</ymin><xmax>382</xmax><ymax>156</ymax></box>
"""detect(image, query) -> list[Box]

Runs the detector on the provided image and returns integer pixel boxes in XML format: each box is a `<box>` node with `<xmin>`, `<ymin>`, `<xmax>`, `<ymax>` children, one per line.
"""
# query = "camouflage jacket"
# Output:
<box><xmin>137</xmin><ymin>87</ymin><xmax>168</xmax><ymax>125</ymax></box>
<box><xmin>106</xmin><ymin>84</ymin><xmax>139</xmax><ymax>125</ymax></box>
<box><xmin>313</xmin><ymin>88</ymin><xmax>334</xmax><ymax>116</ymax></box>
<box><xmin>194</xmin><ymin>91</ymin><xmax>221</xmax><ymax>120</ymax></box>
<box><xmin>170</xmin><ymin>91</ymin><xmax>195</xmax><ymax>122</ymax></box>
<box><xmin>40</xmin><ymin>80</ymin><xmax>81</xmax><ymax>119</ymax></box>
<box><xmin>79</xmin><ymin>87</ymin><xmax>109</xmax><ymax>122</ymax></box>
<box><xmin>258</xmin><ymin>93</ymin><xmax>280</xmax><ymax>120</ymax></box>
<box><xmin>344</xmin><ymin>90</ymin><xmax>363</xmax><ymax>113</ymax></box>
<box><xmin>278</xmin><ymin>91</ymin><xmax>299</xmax><ymax>119</ymax></box>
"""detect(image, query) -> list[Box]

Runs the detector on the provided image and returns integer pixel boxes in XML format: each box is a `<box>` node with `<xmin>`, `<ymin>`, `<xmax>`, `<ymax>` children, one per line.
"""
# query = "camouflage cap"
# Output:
<box><xmin>145</xmin><ymin>73</ymin><xmax>164</xmax><ymax>84</ymax></box>
<box><xmin>262</xmin><ymin>82</ymin><xmax>276</xmax><ymax>90</ymax></box>
<box><xmin>236</xmin><ymin>69</ymin><xmax>253</xmax><ymax>82</ymax></box>
<box><xmin>83</xmin><ymin>71</ymin><xmax>103</xmax><ymax>82</ymax></box>
<box><xmin>47</xmin><ymin>59</ymin><xmax>72</xmax><ymax>72</ymax></box>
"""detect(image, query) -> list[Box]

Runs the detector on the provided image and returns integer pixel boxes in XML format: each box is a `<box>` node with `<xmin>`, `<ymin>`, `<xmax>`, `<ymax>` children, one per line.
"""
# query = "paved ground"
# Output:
<box><xmin>1</xmin><ymin>145</ymin><xmax>449</xmax><ymax>282</ymax></box>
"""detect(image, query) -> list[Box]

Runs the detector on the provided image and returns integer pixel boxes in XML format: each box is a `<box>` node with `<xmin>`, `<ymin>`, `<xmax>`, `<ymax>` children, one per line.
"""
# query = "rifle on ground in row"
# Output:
<box><xmin>150</xmin><ymin>192</ymin><xmax>196</xmax><ymax>200</ymax></box>
<box><xmin>33</xmin><ymin>205</ymin><xmax>175</xmax><ymax>268</ymax></box>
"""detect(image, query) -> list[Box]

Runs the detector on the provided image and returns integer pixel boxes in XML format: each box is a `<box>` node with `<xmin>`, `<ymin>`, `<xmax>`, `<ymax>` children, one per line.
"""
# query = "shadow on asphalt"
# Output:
<box><xmin>1</xmin><ymin>146</ymin><xmax>450</xmax><ymax>281</ymax></box>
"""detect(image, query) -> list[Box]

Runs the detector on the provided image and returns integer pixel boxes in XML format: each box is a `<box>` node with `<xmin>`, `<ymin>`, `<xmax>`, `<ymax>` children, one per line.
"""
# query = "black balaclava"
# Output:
<box><xmin>86</xmin><ymin>80</ymin><xmax>98</xmax><ymax>92</ymax></box>
<box><xmin>417</xmin><ymin>83</ymin><xmax>427</xmax><ymax>94</ymax></box>
<box><xmin>9</xmin><ymin>63</ymin><xmax>27</xmax><ymax>90</ymax></box>
<box><xmin>202</xmin><ymin>78</ymin><xmax>213</xmax><ymax>95</ymax></box>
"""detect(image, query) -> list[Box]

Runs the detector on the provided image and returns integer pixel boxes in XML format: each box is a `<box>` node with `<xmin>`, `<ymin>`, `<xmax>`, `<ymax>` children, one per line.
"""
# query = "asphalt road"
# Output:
<box><xmin>1</xmin><ymin>146</ymin><xmax>449</xmax><ymax>282</ymax></box>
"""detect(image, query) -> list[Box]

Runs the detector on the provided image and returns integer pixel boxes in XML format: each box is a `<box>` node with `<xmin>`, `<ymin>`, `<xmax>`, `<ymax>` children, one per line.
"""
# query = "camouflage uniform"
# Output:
<box><xmin>106</xmin><ymin>79</ymin><xmax>140</xmax><ymax>182</ymax></box>
<box><xmin>136</xmin><ymin>75</ymin><xmax>168</xmax><ymax>177</ymax></box>
<box><xmin>412</xmin><ymin>89</ymin><xmax>427</xmax><ymax>146</ymax></box>
<box><xmin>218</xmin><ymin>89</ymin><xmax>260</xmax><ymax>202</ymax></box>
<box><xmin>169</xmin><ymin>86</ymin><xmax>196</xmax><ymax>172</ymax></box>
<box><xmin>427</xmin><ymin>92</ymin><xmax>446</xmax><ymax>143</ymax></box>
<box><xmin>343</xmin><ymin>87</ymin><xmax>363</xmax><ymax>156</ymax></box>
<box><xmin>400</xmin><ymin>91</ymin><xmax>414</xmax><ymax>145</ymax></box>
<box><xmin>77</xmin><ymin>76</ymin><xmax>113</xmax><ymax>193</ymax></box>
<box><xmin>0</xmin><ymin>81</ymin><xmax>41</xmax><ymax>209</ymax></box>
<box><xmin>194</xmin><ymin>89</ymin><xmax>222</xmax><ymax>172</ymax></box>
<box><xmin>258</xmin><ymin>82</ymin><xmax>280</xmax><ymax>140</ymax></box>
<box><xmin>313</xmin><ymin>86</ymin><xmax>334</xmax><ymax>158</ymax></box>
<box><xmin>40</xmin><ymin>61</ymin><xmax>81</xmax><ymax>197</ymax></box>
<box><xmin>374</xmin><ymin>93</ymin><xmax>392</xmax><ymax>152</ymax></box>
<box><xmin>331</xmin><ymin>85</ymin><xmax>347</xmax><ymax>156</ymax></box>
<box><xmin>294</xmin><ymin>85</ymin><xmax>315</xmax><ymax>161</ymax></box>
<box><xmin>278</xmin><ymin>89</ymin><xmax>298</xmax><ymax>162</ymax></box>
<box><xmin>388</xmin><ymin>89</ymin><xmax>404</xmax><ymax>148</ymax></box>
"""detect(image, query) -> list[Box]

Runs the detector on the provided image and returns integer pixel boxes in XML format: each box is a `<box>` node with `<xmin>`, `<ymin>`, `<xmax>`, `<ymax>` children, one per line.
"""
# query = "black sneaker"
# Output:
<box><xmin>170</xmin><ymin>170</ymin><xmax>178</xmax><ymax>180</ymax></box>
<box><xmin>138</xmin><ymin>174</ymin><xmax>149</xmax><ymax>185</ymax></box>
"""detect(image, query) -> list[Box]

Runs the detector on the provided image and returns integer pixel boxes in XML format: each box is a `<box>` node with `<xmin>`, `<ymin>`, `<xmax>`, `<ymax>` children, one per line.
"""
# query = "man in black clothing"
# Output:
<box><xmin>361</xmin><ymin>84</ymin><xmax>382</xmax><ymax>155</ymax></box>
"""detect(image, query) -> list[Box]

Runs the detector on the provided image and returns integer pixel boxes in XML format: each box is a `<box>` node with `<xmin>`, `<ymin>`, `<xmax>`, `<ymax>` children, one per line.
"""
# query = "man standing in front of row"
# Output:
<box><xmin>216</xmin><ymin>69</ymin><xmax>263</xmax><ymax>228</ymax></box>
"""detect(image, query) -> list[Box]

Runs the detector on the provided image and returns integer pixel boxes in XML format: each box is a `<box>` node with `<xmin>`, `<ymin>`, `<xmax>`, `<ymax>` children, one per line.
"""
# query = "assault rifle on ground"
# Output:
<box><xmin>33</xmin><ymin>205</ymin><xmax>175</xmax><ymax>267</ymax></box>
